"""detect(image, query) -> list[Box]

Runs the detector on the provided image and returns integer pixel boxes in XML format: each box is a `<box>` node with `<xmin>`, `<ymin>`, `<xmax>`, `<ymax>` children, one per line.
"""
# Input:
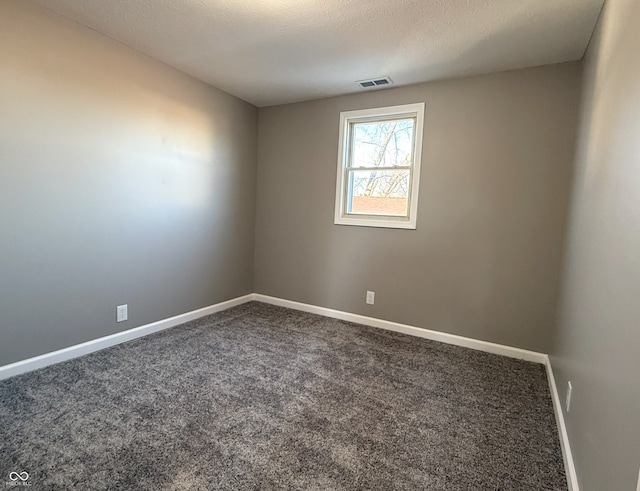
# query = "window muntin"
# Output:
<box><xmin>335</xmin><ymin>103</ymin><xmax>424</xmax><ymax>229</ymax></box>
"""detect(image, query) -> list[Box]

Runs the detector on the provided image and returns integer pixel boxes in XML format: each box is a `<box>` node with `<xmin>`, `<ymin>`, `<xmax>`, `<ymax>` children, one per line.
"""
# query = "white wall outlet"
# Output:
<box><xmin>366</xmin><ymin>291</ymin><xmax>375</xmax><ymax>305</ymax></box>
<box><xmin>566</xmin><ymin>381</ymin><xmax>573</xmax><ymax>413</ymax></box>
<box><xmin>116</xmin><ymin>304</ymin><xmax>128</xmax><ymax>323</ymax></box>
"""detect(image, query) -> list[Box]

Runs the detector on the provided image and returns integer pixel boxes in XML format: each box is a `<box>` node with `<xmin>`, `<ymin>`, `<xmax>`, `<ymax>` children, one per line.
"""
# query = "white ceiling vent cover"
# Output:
<box><xmin>357</xmin><ymin>76</ymin><xmax>393</xmax><ymax>89</ymax></box>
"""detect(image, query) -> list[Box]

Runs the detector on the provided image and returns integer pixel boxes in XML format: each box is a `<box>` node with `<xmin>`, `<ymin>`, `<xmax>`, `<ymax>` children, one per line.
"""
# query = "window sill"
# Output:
<box><xmin>334</xmin><ymin>215</ymin><xmax>416</xmax><ymax>229</ymax></box>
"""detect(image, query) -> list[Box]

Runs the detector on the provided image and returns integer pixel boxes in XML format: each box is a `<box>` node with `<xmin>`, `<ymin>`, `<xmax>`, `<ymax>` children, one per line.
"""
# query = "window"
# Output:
<box><xmin>334</xmin><ymin>103</ymin><xmax>424</xmax><ymax>229</ymax></box>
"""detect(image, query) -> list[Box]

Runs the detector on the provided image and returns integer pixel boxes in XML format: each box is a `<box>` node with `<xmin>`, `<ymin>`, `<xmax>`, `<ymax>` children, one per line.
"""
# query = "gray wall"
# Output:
<box><xmin>0</xmin><ymin>1</ymin><xmax>257</xmax><ymax>365</ymax></box>
<box><xmin>255</xmin><ymin>63</ymin><xmax>582</xmax><ymax>353</ymax></box>
<box><xmin>551</xmin><ymin>0</ymin><xmax>640</xmax><ymax>489</ymax></box>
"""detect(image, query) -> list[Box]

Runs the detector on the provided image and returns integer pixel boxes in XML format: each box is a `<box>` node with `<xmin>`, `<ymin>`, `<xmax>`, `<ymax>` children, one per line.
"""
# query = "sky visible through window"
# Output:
<box><xmin>349</xmin><ymin>118</ymin><xmax>414</xmax><ymax>216</ymax></box>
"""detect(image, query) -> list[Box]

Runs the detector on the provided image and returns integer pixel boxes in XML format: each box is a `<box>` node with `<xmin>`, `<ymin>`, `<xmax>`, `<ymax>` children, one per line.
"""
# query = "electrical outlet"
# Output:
<box><xmin>116</xmin><ymin>304</ymin><xmax>128</xmax><ymax>323</ymax></box>
<box><xmin>366</xmin><ymin>291</ymin><xmax>375</xmax><ymax>305</ymax></box>
<box><xmin>636</xmin><ymin>467</ymin><xmax>640</xmax><ymax>491</ymax></box>
<box><xmin>566</xmin><ymin>381</ymin><xmax>573</xmax><ymax>413</ymax></box>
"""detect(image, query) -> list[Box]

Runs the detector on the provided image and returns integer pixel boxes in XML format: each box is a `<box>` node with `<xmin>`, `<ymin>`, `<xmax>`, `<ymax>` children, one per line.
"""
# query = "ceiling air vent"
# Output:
<box><xmin>357</xmin><ymin>76</ymin><xmax>393</xmax><ymax>89</ymax></box>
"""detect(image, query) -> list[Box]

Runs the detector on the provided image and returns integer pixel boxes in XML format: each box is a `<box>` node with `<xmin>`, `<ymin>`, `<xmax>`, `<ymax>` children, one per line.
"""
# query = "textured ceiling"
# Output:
<box><xmin>31</xmin><ymin>0</ymin><xmax>604</xmax><ymax>107</ymax></box>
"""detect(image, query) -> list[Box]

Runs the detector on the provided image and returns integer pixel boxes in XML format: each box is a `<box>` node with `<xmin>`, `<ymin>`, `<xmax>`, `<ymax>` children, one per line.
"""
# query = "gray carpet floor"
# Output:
<box><xmin>0</xmin><ymin>302</ymin><xmax>566</xmax><ymax>490</ymax></box>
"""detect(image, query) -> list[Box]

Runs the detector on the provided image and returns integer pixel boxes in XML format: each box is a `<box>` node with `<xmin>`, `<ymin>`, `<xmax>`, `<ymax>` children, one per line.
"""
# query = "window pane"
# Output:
<box><xmin>347</xmin><ymin>169</ymin><xmax>410</xmax><ymax>216</ymax></box>
<box><xmin>350</xmin><ymin>118</ymin><xmax>414</xmax><ymax>168</ymax></box>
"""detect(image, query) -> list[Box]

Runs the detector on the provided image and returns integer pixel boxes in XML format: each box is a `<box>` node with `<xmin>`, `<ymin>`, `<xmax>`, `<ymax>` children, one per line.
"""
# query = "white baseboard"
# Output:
<box><xmin>0</xmin><ymin>294</ymin><xmax>254</xmax><ymax>381</ymax></box>
<box><xmin>253</xmin><ymin>294</ymin><xmax>547</xmax><ymax>364</ymax></box>
<box><xmin>544</xmin><ymin>356</ymin><xmax>579</xmax><ymax>491</ymax></box>
<box><xmin>1</xmin><ymin>292</ymin><xmax>547</xmax><ymax>381</ymax></box>
<box><xmin>0</xmin><ymin>289</ymin><xmax>551</xmax><ymax>376</ymax></box>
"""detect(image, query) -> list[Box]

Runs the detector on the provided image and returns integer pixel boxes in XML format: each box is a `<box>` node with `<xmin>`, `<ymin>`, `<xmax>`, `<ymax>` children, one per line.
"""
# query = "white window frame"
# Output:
<box><xmin>334</xmin><ymin>102</ymin><xmax>425</xmax><ymax>229</ymax></box>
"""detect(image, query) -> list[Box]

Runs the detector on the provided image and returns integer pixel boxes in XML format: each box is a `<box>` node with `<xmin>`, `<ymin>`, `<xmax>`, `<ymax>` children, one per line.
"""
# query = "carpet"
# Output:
<box><xmin>0</xmin><ymin>302</ymin><xmax>566</xmax><ymax>490</ymax></box>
